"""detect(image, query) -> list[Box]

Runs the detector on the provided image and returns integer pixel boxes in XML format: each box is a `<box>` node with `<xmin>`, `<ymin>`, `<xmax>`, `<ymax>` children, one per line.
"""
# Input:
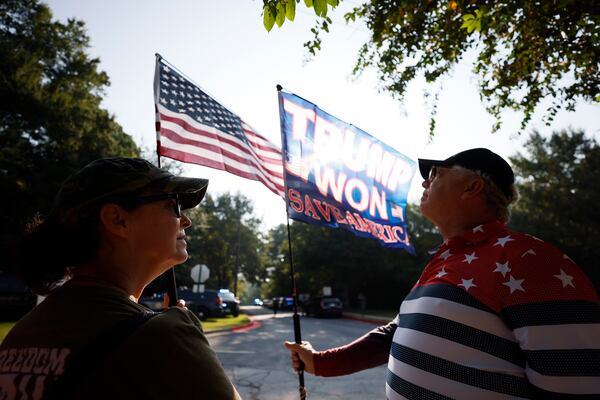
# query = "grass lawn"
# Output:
<box><xmin>0</xmin><ymin>314</ymin><xmax>251</xmax><ymax>344</ymax></box>
<box><xmin>201</xmin><ymin>314</ymin><xmax>250</xmax><ymax>332</ymax></box>
<box><xmin>0</xmin><ymin>322</ymin><xmax>16</xmax><ymax>343</ymax></box>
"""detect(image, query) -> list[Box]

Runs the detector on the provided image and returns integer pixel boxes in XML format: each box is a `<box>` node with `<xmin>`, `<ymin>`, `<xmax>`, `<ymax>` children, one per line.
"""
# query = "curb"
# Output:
<box><xmin>231</xmin><ymin>320</ymin><xmax>262</xmax><ymax>332</ymax></box>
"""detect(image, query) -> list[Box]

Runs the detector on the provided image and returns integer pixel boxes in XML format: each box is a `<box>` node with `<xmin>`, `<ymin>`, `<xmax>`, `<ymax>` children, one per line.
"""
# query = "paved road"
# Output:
<box><xmin>207</xmin><ymin>306</ymin><xmax>387</xmax><ymax>400</ymax></box>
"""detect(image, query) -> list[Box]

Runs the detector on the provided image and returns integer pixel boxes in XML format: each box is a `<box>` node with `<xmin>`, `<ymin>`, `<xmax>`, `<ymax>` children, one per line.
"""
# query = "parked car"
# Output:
<box><xmin>177</xmin><ymin>289</ymin><xmax>228</xmax><ymax>320</ymax></box>
<box><xmin>302</xmin><ymin>296</ymin><xmax>343</xmax><ymax>317</ymax></box>
<box><xmin>138</xmin><ymin>292</ymin><xmax>164</xmax><ymax>312</ymax></box>
<box><xmin>0</xmin><ymin>273</ymin><xmax>37</xmax><ymax>316</ymax></box>
<box><xmin>271</xmin><ymin>296</ymin><xmax>282</xmax><ymax>311</ymax></box>
<box><xmin>139</xmin><ymin>289</ymin><xmax>236</xmax><ymax>321</ymax></box>
<box><xmin>0</xmin><ymin>272</ymin><xmax>37</xmax><ymax>320</ymax></box>
<box><xmin>217</xmin><ymin>289</ymin><xmax>240</xmax><ymax>317</ymax></box>
<box><xmin>280</xmin><ymin>297</ymin><xmax>294</xmax><ymax>310</ymax></box>
<box><xmin>261</xmin><ymin>298</ymin><xmax>273</xmax><ymax>308</ymax></box>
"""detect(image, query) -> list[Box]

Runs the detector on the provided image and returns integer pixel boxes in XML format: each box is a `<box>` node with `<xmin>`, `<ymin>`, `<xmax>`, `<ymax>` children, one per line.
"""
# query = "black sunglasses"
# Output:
<box><xmin>118</xmin><ymin>193</ymin><xmax>181</xmax><ymax>217</ymax></box>
<box><xmin>428</xmin><ymin>166</ymin><xmax>438</xmax><ymax>181</ymax></box>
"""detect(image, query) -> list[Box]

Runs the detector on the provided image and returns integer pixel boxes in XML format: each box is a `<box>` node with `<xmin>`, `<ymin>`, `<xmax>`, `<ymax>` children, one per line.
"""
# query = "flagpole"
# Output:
<box><xmin>277</xmin><ymin>84</ymin><xmax>307</xmax><ymax>400</ymax></box>
<box><xmin>155</xmin><ymin>53</ymin><xmax>178</xmax><ymax>308</ymax></box>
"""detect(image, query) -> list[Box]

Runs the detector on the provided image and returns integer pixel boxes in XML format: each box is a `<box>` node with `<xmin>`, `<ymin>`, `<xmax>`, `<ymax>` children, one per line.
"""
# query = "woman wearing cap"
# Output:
<box><xmin>0</xmin><ymin>158</ymin><xmax>241</xmax><ymax>399</ymax></box>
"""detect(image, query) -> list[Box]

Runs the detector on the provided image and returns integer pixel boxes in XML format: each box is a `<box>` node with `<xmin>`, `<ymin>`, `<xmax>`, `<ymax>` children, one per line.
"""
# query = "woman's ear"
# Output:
<box><xmin>99</xmin><ymin>204</ymin><xmax>130</xmax><ymax>239</ymax></box>
<box><xmin>461</xmin><ymin>177</ymin><xmax>485</xmax><ymax>200</ymax></box>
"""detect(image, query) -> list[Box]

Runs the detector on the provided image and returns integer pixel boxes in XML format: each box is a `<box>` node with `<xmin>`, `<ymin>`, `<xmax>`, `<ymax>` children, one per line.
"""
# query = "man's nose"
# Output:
<box><xmin>180</xmin><ymin>213</ymin><xmax>192</xmax><ymax>228</ymax></box>
<box><xmin>422</xmin><ymin>179</ymin><xmax>430</xmax><ymax>188</ymax></box>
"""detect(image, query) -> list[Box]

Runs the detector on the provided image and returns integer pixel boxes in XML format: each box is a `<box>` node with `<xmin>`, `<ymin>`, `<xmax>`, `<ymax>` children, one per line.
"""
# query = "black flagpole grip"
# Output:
<box><xmin>294</xmin><ymin>313</ymin><xmax>306</xmax><ymax>398</ymax></box>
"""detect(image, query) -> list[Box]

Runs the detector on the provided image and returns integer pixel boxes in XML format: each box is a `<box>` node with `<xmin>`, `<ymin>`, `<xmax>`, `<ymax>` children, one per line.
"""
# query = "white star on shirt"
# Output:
<box><xmin>563</xmin><ymin>254</ymin><xmax>574</xmax><ymax>263</ymax></box>
<box><xmin>472</xmin><ymin>224</ymin><xmax>484</xmax><ymax>233</ymax></box>
<box><xmin>554</xmin><ymin>269</ymin><xmax>575</xmax><ymax>288</ymax></box>
<box><xmin>526</xmin><ymin>234</ymin><xmax>544</xmax><ymax>242</ymax></box>
<box><xmin>439</xmin><ymin>249</ymin><xmax>452</xmax><ymax>260</ymax></box>
<box><xmin>459</xmin><ymin>278</ymin><xmax>477</xmax><ymax>291</ymax></box>
<box><xmin>463</xmin><ymin>252</ymin><xmax>478</xmax><ymax>264</ymax></box>
<box><xmin>436</xmin><ymin>267</ymin><xmax>448</xmax><ymax>278</ymax></box>
<box><xmin>494</xmin><ymin>235</ymin><xmax>514</xmax><ymax>247</ymax></box>
<box><xmin>493</xmin><ymin>262</ymin><xmax>511</xmax><ymax>277</ymax></box>
<box><xmin>503</xmin><ymin>275</ymin><xmax>525</xmax><ymax>294</ymax></box>
<box><xmin>521</xmin><ymin>249</ymin><xmax>536</xmax><ymax>258</ymax></box>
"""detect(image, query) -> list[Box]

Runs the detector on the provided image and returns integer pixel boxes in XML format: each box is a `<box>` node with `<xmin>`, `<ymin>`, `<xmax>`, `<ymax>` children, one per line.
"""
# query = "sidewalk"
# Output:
<box><xmin>342</xmin><ymin>311</ymin><xmax>394</xmax><ymax>325</ymax></box>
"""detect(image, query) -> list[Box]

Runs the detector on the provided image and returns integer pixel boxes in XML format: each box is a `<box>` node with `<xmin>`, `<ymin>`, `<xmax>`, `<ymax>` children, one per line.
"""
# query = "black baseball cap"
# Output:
<box><xmin>418</xmin><ymin>148</ymin><xmax>514</xmax><ymax>198</ymax></box>
<box><xmin>51</xmin><ymin>158</ymin><xmax>208</xmax><ymax>224</ymax></box>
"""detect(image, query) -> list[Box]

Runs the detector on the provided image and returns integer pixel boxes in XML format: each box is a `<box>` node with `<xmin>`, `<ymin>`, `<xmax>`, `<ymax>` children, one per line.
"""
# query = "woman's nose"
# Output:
<box><xmin>422</xmin><ymin>179</ymin><xmax>430</xmax><ymax>189</ymax></box>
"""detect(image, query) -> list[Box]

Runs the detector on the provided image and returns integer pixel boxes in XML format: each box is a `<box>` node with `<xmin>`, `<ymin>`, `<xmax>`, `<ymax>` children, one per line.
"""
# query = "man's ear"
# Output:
<box><xmin>461</xmin><ymin>177</ymin><xmax>485</xmax><ymax>200</ymax></box>
<box><xmin>99</xmin><ymin>204</ymin><xmax>130</xmax><ymax>239</ymax></box>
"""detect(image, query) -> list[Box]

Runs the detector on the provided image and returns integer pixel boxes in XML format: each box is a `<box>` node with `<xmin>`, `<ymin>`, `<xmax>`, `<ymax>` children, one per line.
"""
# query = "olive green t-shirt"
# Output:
<box><xmin>0</xmin><ymin>280</ymin><xmax>241</xmax><ymax>399</ymax></box>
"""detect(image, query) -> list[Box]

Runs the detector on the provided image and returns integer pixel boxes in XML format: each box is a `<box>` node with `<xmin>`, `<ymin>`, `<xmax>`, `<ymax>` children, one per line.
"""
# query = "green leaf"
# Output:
<box><xmin>313</xmin><ymin>0</ymin><xmax>328</xmax><ymax>17</ymax></box>
<box><xmin>460</xmin><ymin>13</ymin><xmax>480</xmax><ymax>33</ymax></box>
<box><xmin>275</xmin><ymin>2</ymin><xmax>286</xmax><ymax>27</ymax></box>
<box><xmin>595</xmin><ymin>95</ymin><xmax>600</xmax><ymax>102</ymax></box>
<box><xmin>460</xmin><ymin>9</ymin><xmax>483</xmax><ymax>33</ymax></box>
<box><xmin>326</xmin><ymin>0</ymin><xmax>339</xmax><ymax>6</ymax></box>
<box><xmin>304</xmin><ymin>0</ymin><xmax>313</xmax><ymax>7</ymax></box>
<box><xmin>286</xmin><ymin>0</ymin><xmax>296</xmax><ymax>21</ymax></box>
<box><xmin>263</xmin><ymin>5</ymin><xmax>275</xmax><ymax>32</ymax></box>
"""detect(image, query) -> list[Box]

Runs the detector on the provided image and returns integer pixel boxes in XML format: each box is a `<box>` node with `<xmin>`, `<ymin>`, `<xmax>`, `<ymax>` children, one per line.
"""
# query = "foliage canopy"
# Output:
<box><xmin>262</xmin><ymin>0</ymin><xmax>600</xmax><ymax>136</ymax></box>
<box><xmin>0</xmin><ymin>0</ymin><xmax>139</xmax><ymax>244</ymax></box>
<box><xmin>179</xmin><ymin>193</ymin><xmax>266</xmax><ymax>294</ymax></box>
<box><xmin>509</xmin><ymin>129</ymin><xmax>600</xmax><ymax>291</ymax></box>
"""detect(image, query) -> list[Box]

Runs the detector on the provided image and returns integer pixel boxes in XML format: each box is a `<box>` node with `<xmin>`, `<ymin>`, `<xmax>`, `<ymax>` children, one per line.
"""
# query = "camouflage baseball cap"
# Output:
<box><xmin>51</xmin><ymin>158</ymin><xmax>208</xmax><ymax>225</ymax></box>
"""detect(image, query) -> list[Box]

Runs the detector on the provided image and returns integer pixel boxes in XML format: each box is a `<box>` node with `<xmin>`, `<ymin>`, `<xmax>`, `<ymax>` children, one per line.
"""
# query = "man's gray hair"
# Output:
<box><xmin>452</xmin><ymin>166</ymin><xmax>519</xmax><ymax>222</ymax></box>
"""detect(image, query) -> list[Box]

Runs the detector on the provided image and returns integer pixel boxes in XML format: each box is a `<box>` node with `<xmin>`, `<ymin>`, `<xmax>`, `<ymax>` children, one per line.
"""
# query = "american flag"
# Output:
<box><xmin>153</xmin><ymin>58</ymin><xmax>285</xmax><ymax>198</ymax></box>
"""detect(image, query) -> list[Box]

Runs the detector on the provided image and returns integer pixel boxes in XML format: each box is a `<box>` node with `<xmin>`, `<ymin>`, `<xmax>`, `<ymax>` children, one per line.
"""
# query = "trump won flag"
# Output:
<box><xmin>278</xmin><ymin>90</ymin><xmax>417</xmax><ymax>253</ymax></box>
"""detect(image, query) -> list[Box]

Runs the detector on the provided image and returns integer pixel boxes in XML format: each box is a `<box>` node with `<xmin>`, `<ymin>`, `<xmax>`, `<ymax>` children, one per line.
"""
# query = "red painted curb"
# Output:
<box><xmin>231</xmin><ymin>320</ymin><xmax>262</xmax><ymax>332</ymax></box>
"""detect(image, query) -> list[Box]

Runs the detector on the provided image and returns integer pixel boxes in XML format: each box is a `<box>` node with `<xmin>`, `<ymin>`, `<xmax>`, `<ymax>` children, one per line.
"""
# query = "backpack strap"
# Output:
<box><xmin>45</xmin><ymin>311</ymin><xmax>159</xmax><ymax>400</ymax></box>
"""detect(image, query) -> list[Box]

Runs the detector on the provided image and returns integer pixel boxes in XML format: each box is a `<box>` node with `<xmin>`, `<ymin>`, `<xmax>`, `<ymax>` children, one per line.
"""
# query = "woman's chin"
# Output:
<box><xmin>173</xmin><ymin>249</ymin><xmax>189</xmax><ymax>264</ymax></box>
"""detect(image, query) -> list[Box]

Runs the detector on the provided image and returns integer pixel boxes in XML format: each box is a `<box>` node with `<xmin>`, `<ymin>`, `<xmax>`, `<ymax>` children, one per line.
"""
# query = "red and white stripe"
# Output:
<box><xmin>155</xmin><ymin>103</ymin><xmax>285</xmax><ymax>198</ymax></box>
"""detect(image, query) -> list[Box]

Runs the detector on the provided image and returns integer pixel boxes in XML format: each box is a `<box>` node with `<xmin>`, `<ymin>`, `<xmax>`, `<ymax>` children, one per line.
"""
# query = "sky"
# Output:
<box><xmin>46</xmin><ymin>0</ymin><xmax>600</xmax><ymax>229</ymax></box>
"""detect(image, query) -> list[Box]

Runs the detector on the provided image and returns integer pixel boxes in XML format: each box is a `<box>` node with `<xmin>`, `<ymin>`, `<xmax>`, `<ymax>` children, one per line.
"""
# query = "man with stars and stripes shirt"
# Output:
<box><xmin>284</xmin><ymin>148</ymin><xmax>600</xmax><ymax>399</ymax></box>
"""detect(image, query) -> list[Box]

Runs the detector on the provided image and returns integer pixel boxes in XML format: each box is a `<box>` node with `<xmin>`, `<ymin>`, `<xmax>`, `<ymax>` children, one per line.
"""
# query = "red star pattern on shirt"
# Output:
<box><xmin>416</xmin><ymin>221</ymin><xmax>599</xmax><ymax>313</ymax></box>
